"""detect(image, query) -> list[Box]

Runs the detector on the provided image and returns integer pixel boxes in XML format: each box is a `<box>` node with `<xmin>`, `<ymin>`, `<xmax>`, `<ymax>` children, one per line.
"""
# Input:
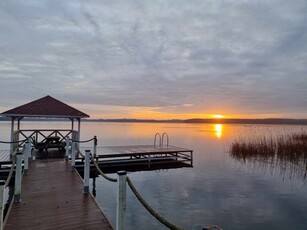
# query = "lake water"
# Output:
<box><xmin>1</xmin><ymin>121</ymin><xmax>307</xmax><ymax>230</ymax></box>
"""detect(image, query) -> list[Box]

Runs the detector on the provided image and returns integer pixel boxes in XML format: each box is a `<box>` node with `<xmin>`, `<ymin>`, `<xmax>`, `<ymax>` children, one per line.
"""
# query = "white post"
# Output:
<box><xmin>65</xmin><ymin>137</ymin><xmax>69</xmax><ymax>161</ymax></box>
<box><xmin>26</xmin><ymin>138</ymin><xmax>31</xmax><ymax>160</ymax></box>
<box><xmin>23</xmin><ymin>141</ymin><xmax>29</xmax><ymax>175</ymax></box>
<box><xmin>116</xmin><ymin>171</ymin><xmax>127</xmax><ymax>230</ymax></box>
<box><xmin>0</xmin><ymin>180</ymin><xmax>5</xmax><ymax>230</ymax></box>
<box><xmin>84</xmin><ymin>150</ymin><xmax>90</xmax><ymax>193</ymax></box>
<box><xmin>93</xmin><ymin>136</ymin><xmax>97</xmax><ymax>158</ymax></box>
<box><xmin>10</xmin><ymin>117</ymin><xmax>15</xmax><ymax>155</ymax></box>
<box><xmin>14</xmin><ymin>152</ymin><xmax>22</xmax><ymax>203</ymax></box>
<box><xmin>71</xmin><ymin>118</ymin><xmax>74</xmax><ymax>139</ymax></box>
<box><xmin>71</xmin><ymin>142</ymin><xmax>76</xmax><ymax>168</ymax></box>
<box><xmin>77</xmin><ymin>118</ymin><xmax>81</xmax><ymax>149</ymax></box>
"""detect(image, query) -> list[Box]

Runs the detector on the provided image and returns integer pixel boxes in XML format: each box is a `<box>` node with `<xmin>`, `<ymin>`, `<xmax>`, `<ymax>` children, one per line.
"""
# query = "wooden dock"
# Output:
<box><xmin>0</xmin><ymin>141</ymin><xmax>193</xmax><ymax>229</ymax></box>
<box><xmin>4</xmin><ymin>159</ymin><xmax>113</xmax><ymax>230</ymax></box>
<box><xmin>0</xmin><ymin>97</ymin><xmax>195</xmax><ymax>230</ymax></box>
<box><xmin>76</xmin><ymin>145</ymin><xmax>193</xmax><ymax>173</ymax></box>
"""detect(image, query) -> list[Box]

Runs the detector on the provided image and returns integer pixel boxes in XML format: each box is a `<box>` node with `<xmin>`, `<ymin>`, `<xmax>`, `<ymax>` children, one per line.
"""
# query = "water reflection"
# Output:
<box><xmin>92</xmin><ymin>176</ymin><xmax>97</xmax><ymax>197</ymax></box>
<box><xmin>196</xmin><ymin>124</ymin><xmax>225</xmax><ymax>139</ymax></box>
<box><xmin>2</xmin><ymin>122</ymin><xmax>307</xmax><ymax>229</ymax></box>
<box><xmin>230</xmin><ymin>154</ymin><xmax>307</xmax><ymax>183</ymax></box>
<box><xmin>215</xmin><ymin>124</ymin><xmax>223</xmax><ymax>138</ymax></box>
<box><xmin>229</xmin><ymin>131</ymin><xmax>307</xmax><ymax>182</ymax></box>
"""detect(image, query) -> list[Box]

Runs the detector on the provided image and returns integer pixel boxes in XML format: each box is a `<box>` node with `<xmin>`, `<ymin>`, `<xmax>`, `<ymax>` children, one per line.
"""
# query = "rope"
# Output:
<box><xmin>91</xmin><ymin>157</ymin><xmax>222</xmax><ymax>230</ymax></box>
<box><xmin>78</xmin><ymin>148</ymin><xmax>85</xmax><ymax>158</ymax></box>
<box><xmin>126</xmin><ymin>176</ymin><xmax>184</xmax><ymax>230</ymax></box>
<box><xmin>5</xmin><ymin>156</ymin><xmax>16</xmax><ymax>187</ymax></box>
<box><xmin>71</xmin><ymin>142</ymin><xmax>85</xmax><ymax>158</ymax></box>
<box><xmin>0</xmin><ymin>138</ymin><xmax>27</xmax><ymax>144</ymax></box>
<box><xmin>72</xmin><ymin>137</ymin><xmax>95</xmax><ymax>143</ymax></box>
<box><xmin>92</xmin><ymin>158</ymin><xmax>117</xmax><ymax>182</ymax></box>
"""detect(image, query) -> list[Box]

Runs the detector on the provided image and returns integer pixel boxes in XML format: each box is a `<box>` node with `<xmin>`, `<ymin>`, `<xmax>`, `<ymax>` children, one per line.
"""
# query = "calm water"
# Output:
<box><xmin>1</xmin><ymin>122</ymin><xmax>307</xmax><ymax>229</ymax></box>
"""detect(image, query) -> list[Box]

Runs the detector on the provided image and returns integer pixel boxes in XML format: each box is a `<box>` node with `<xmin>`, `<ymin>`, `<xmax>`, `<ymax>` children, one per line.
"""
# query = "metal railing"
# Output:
<box><xmin>162</xmin><ymin>132</ymin><xmax>169</xmax><ymax>146</ymax></box>
<box><xmin>154</xmin><ymin>133</ymin><xmax>161</xmax><ymax>146</ymax></box>
<box><xmin>154</xmin><ymin>132</ymin><xmax>170</xmax><ymax>147</ymax></box>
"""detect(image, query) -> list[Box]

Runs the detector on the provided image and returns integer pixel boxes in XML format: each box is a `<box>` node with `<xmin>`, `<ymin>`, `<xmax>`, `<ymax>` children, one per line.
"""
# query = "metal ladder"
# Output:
<box><xmin>154</xmin><ymin>132</ymin><xmax>169</xmax><ymax>147</ymax></box>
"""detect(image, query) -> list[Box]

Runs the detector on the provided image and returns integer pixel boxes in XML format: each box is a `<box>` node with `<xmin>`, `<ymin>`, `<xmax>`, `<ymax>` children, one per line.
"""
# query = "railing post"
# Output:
<box><xmin>23</xmin><ymin>141</ymin><xmax>29</xmax><ymax>176</ymax></box>
<box><xmin>0</xmin><ymin>180</ymin><xmax>5</xmax><ymax>230</ymax></box>
<box><xmin>84</xmin><ymin>150</ymin><xmax>90</xmax><ymax>193</ymax></box>
<box><xmin>116</xmin><ymin>171</ymin><xmax>127</xmax><ymax>230</ymax></box>
<box><xmin>14</xmin><ymin>152</ymin><xmax>22</xmax><ymax>203</ymax></box>
<box><xmin>65</xmin><ymin>137</ymin><xmax>70</xmax><ymax>161</ymax></box>
<box><xmin>71</xmin><ymin>141</ymin><xmax>76</xmax><ymax>168</ymax></box>
<box><xmin>93</xmin><ymin>136</ymin><xmax>97</xmax><ymax>158</ymax></box>
<box><xmin>26</xmin><ymin>138</ymin><xmax>31</xmax><ymax>160</ymax></box>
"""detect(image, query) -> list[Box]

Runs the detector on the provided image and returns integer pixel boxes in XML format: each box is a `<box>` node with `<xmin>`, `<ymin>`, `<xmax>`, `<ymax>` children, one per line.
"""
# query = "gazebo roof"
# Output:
<box><xmin>1</xmin><ymin>95</ymin><xmax>90</xmax><ymax>118</ymax></box>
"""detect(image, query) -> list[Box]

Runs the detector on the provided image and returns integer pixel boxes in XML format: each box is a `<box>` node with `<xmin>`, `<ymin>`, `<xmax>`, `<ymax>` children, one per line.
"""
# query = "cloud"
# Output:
<box><xmin>0</xmin><ymin>0</ymin><xmax>307</xmax><ymax>118</ymax></box>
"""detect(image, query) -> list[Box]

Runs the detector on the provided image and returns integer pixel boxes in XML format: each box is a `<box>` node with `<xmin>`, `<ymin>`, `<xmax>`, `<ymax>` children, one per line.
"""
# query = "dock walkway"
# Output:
<box><xmin>5</xmin><ymin>159</ymin><xmax>113</xmax><ymax>230</ymax></box>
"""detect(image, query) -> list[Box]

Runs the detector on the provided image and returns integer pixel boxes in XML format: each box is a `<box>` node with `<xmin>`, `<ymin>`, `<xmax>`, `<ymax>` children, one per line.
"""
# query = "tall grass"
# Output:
<box><xmin>230</xmin><ymin>132</ymin><xmax>307</xmax><ymax>173</ymax></box>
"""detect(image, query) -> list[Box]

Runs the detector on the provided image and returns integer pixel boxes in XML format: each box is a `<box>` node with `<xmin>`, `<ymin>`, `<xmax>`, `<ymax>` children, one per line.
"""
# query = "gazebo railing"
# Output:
<box><xmin>13</xmin><ymin>129</ymin><xmax>78</xmax><ymax>147</ymax></box>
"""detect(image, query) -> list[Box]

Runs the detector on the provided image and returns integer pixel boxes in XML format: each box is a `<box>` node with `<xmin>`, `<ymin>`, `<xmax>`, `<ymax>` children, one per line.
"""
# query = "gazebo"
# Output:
<box><xmin>0</xmin><ymin>95</ymin><xmax>89</xmax><ymax>153</ymax></box>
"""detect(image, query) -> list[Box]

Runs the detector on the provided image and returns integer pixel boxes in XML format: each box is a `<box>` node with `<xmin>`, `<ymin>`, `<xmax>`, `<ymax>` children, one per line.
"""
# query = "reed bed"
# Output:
<box><xmin>230</xmin><ymin>132</ymin><xmax>307</xmax><ymax>172</ymax></box>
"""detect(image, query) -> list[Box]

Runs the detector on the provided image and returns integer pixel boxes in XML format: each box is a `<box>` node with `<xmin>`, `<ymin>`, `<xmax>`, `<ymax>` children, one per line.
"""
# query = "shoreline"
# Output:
<box><xmin>1</xmin><ymin>118</ymin><xmax>307</xmax><ymax>125</ymax></box>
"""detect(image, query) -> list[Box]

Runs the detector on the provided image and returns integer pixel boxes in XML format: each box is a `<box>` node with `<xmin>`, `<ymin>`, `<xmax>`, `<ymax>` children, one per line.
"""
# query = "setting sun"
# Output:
<box><xmin>213</xmin><ymin>114</ymin><xmax>225</xmax><ymax>119</ymax></box>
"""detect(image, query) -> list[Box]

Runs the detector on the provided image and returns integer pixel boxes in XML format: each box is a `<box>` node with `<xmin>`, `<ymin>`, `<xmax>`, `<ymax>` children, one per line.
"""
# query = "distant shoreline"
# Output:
<box><xmin>1</xmin><ymin>117</ymin><xmax>307</xmax><ymax>125</ymax></box>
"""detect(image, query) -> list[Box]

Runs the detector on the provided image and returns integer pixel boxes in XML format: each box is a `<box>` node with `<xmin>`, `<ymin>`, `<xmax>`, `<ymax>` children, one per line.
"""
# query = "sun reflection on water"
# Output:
<box><xmin>215</xmin><ymin>124</ymin><xmax>223</xmax><ymax>138</ymax></box>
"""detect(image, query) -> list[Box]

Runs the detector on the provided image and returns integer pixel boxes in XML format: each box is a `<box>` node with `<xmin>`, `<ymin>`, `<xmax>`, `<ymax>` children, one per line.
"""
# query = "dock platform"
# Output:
<box><xmin>0</xmin><ymin>150</ymin><xmax>13</xmax><ymax>180</ymax></box>
<box><xmin>77</xmin><ymin>145</ymin><xmax>193</xmax><ymax>173</ymax></box>
<box><xmin>0</xmin><ymin>150</ymin><xmax>11</xmax><ymax>164</ymax></box>
<box><xmin>97</xmin><ymin>145</ymin><xmax>192</xmax><ymax>156</ymax></box>
<box><xmin>5</xmin><ymin>159</ymin><xmax>113</xmax><ymax>230</ymax></box>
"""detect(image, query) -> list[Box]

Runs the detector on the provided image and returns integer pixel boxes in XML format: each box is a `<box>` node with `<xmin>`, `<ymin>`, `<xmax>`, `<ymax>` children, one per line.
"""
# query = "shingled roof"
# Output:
<box><xmin>1</xmin><ymin>95</ymin><xmax>90</xmax><ymax>118</ymax></box>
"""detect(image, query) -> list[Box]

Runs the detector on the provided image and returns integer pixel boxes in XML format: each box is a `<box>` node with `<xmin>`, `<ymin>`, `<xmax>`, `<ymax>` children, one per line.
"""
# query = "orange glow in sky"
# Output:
<box><xmin>212</xmin><ymin>114</ymin><xmax>225</xmax><ymax>119</ymax></box>
<box><xmin>77</xmin><ymin>103</ymin><xmax>288</xmax><ymax>120</ymax></box>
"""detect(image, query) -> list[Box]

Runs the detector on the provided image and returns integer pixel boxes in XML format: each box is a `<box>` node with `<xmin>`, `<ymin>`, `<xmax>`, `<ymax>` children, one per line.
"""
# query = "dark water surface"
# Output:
<box><xmin>1</xmin><ymin>122</ymin><xmax>307</xmax><ymax>229</ymax></box>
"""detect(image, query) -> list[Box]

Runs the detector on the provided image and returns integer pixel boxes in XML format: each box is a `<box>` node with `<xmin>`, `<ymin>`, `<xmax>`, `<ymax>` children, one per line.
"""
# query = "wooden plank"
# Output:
<box><xmin>5</xmin><ymin>159</ymin><xmax>113</xmax><ymax>230</ymax></box>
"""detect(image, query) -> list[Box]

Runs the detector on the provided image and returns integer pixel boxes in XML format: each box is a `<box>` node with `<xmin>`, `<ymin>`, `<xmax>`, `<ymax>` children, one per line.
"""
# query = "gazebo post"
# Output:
<box><xmin>77</xmin><ymin>118</ymin><xmax>81</xmax><ymax>148</ymax></box>
<box><xmin>71</xmin><ymin>118</ymin><xmax>74</xmax><ymax>139</ymax></box>
<box><xmin>71</xmin><ymin>118</ymin><xmax>74</xmax><ymax>130</ymax></box>
<box><xmin>17</xmin><ymin>117</ymin><xmax>23</xmax><ymax>144</ymax></box>
<box><xmin>10</xmin><ymin>117</ymin><xmax>16</xmax><ymax>154</ymax></box>
<box><xmin>17</xmin><ymin>117</ymin><xmax>20</xmax><ymax>131</ymax></box>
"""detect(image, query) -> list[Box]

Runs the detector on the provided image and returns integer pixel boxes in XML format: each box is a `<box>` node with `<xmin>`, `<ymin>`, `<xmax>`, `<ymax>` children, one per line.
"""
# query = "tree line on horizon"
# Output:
<box><xmin>1</xmin><ymin>117</ymin><xmax>307</xmax><ymax>125</ymax></box>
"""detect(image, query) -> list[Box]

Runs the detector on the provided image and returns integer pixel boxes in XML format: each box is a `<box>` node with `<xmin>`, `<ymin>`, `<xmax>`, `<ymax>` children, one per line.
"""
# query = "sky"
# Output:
<box><xmin>0</xmin><ymin>0</ymin><xmax>307</xmax><ymax>119</ymax></box>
